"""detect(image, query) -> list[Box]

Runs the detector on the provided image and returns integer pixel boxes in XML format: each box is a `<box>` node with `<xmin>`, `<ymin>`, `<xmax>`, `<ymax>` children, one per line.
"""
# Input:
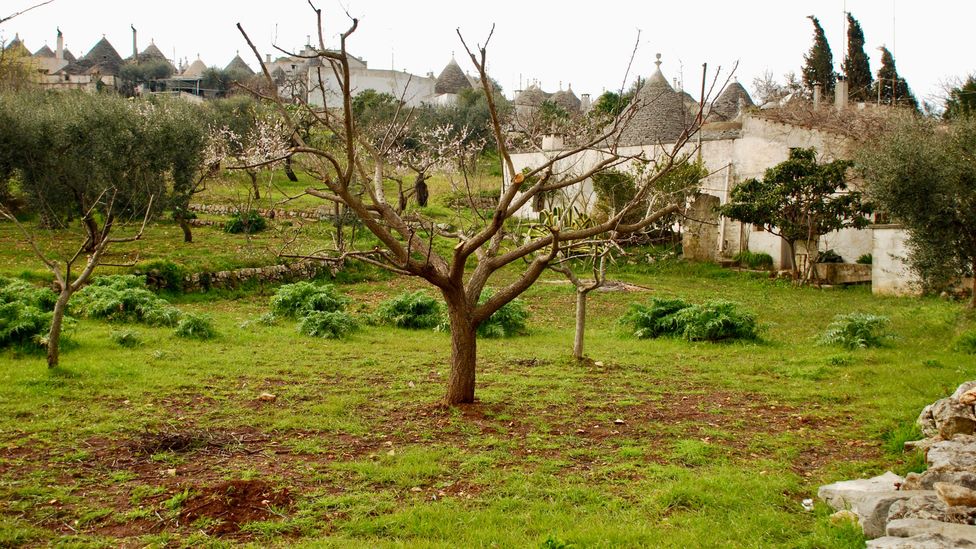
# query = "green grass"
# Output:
<box><xmin>0</xmin><ymin>229</ymin><xmax>974</xmax><ymax>546</ymax></box>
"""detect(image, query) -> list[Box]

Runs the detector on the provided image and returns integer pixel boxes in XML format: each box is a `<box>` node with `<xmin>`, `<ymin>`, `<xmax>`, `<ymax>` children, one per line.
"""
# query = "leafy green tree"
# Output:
<box><xmin>944</xmin><ymin>75</ymin><xmax>976</xmax><ymax>120</ymax></box>
<box><xmin>873</xmin><ymin>47</ymin><xmax>917</xmax><ymax>110</ymax></box>
<box><xmin>857</xmin><ymin>114</ymin><xmax>976</xmax><ymax>305</ymax></box>
<box><xmin>590</xmin><ymin>78</ymin><xmax>643</xmax><ymax>118</ymax></box>
<box><xmin>842</xmin><ymin>13</ymin><xmax>873</xmax><ymax>101</ymax></box>
<box><xmin>802</xmin><ymin>16</ymin><xmax>836</xmax><ymax>96</ymax></box>
<box><xmin>118</xmin><ymin>59</ymin><xmax>174</xmax><ymax>96</ymax></box>
<box><xmin>720</xmin><ymin>148</ymin><xmax>871</xmax><ymax>280</ymax></box>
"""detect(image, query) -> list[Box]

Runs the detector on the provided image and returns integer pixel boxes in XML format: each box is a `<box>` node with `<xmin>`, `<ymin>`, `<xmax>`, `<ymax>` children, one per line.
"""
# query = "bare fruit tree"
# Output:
<box><xmin>237</xmin><ymin>4</ymin><xmax>722</xmax><ymax>405</ymax></box>
<box><xmin>1</xmin><ymin>191</ymin><xmax>152</xmax><ymax>368</ymax></box>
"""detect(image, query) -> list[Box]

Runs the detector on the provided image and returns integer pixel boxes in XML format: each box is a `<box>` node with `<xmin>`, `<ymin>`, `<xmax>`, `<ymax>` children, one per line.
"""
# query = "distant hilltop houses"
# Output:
<box><xmin>4</xmin><ymin>27</ymin><xmax>596</xmax><ymax>111</ymax></box>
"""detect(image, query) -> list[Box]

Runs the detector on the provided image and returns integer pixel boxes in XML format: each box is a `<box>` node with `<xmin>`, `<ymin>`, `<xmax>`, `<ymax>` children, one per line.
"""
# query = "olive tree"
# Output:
<box><xmin>237</xmin><ymin>6</ymin><xmax>722</xmax><ymax>405</ymax></box>
<box><xmin>857</xmin><ymin>114</ymin><xmax>976</xmax><ymax>305</ymax></box>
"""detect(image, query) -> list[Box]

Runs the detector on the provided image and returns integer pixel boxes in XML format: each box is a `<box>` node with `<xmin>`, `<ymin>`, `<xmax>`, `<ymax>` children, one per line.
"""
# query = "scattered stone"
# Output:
<box><xmin>818</xmin><ymin>471</ymin><xmax>905</xmax><ymax>511</ymax></box>
<box><xmin>935</xmin><ymin>482</ymin><xmax>976</xmax><ymax>508</ymax></box>
<box><xmin>928</xmin><ymin>436</ymin><xmax>976</xmax><ymax>471</ymax></box>
<box><xmin>410</xmin><ymin>487</ymin><xmax>422</xmax><ymax>493</ymax></box>
<box><xmin>931</xmin><ymin>398</ymin><xmax>976</xmax><ymax>439</ymax></box>
<box><xmin>888</xmin><ymin>493</ymin><xmax>950</xmax><ymax>523</ymax></box>
<box><xmin>868</xmin><ymin>533</ymin><xmax>976</xmax><ymax>548</ymax></box>
<box><xmin>594</xmin><ymin>361</ymin><xmax>605</xmax><ymax>367</ymax></box>
<box><xmin>801</xmin><ymin>498</ymin><xmax>815</xmax><ymax>511</ymax></box>
<box><xmin>165</xmin><ymin>468</ymin><xmax>177</xmax><ymax>477</ymax></box>
<box><xmin>905</xmin><ymin>439</ymin><xmax>937</xmax><ymax>453</ymax></box>
<box><xmin>886</xmin><ymin>519</ymin><xmax>976</xmax><ymax>544</ymax></box>
<box><xmin>919</xmin><ymin>404</ymin><xmax>939</xmax><ymax>438</ymax></box>
<box><xmin>903</xmin><ymin>468</ymin><xmax>976</xmax><ymax>492</ymax></box>
<box><xmin>257</xmin><ymin>392</ymin><xmax>277</xmax><ymax>402</ymax></box>
<box><xmin>960</xmin><ymin>389</ymin><xmax>976</xmax><ymax>407</ymax></box>
<box><xmin>830</xmin><ymin>509</ymin><xmax>859</xmax><ymax>525</ymax></box>
<box><xmin>613</xmin><ymin>419</ymin><xmax>625</xmax><ymax>425</ymax></box>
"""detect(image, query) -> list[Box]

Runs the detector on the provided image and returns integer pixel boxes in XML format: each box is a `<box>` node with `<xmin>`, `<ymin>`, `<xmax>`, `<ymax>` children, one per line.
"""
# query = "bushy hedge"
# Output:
<box><xmin>298</xmin><ymin>311</ymin><xmax>359</xmax><ymax>339</ymax></box>
<box><xmin>818</xmin><ymin>313</ymin><xmax>891</xmax><ymax>349</ymax></box>
<box><xmin>71</xmin><ymin>275</ymin><xmax>181</xmax><ymax>326</ymax></box>
<box><xmin>621</xmin><ymin>297</ymin><xmax>759</xmax><ymax>342</ymax></box>
<box><xmin>375</xmin><ymin>291</ymin><xmax>442</xmax><ymax>329</ymax></box>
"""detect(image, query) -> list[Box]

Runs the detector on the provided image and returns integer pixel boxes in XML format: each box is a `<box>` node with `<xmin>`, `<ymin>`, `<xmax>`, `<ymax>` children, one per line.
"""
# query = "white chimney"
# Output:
<box><xmin>131</xmin><ymin>24</ymin><xmax>138</xmax><ymax>60</ymax></box>
<box><xmin>813</xmin><ymin>83</ymin><xmax>822</xmax><ymax>110</ymax></box>
<box><xmin>266</xmin><ymin>53</ymin><xmax>271</xmax><ymax>65</ymax></box>
<box><xmin>580</xmin><ymin>93</ymin><xmax>591</xmax><ymax>113</ymax></box>
<box><xmin>56</xmin><ymin>27</ymin><xmax>63</xmax><ymax>61</ymax></box>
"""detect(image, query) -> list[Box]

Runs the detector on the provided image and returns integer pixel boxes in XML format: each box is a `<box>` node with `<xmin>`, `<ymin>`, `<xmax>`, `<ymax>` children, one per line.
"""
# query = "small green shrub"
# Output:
<box><xmin>0</xmin><ymin>300</ymin><xmax>53</xmax><ymax>350</ymax></box>
<box><xmin>133</xmin><ymin>260</ymin><xmax>185</xmax><ymax>292</ymax></box>
<box><xmin>298</xmin><ymin>310</ymin><xmax>358</xmax><ymax>339</ymax></box>
<box><xmin>621</xmin><ymin>297</ymin><xmax>759</xmax><ymax>342</ymax></box>
<box><xmin>375</xmin><ymin>291</ymin><xmax>442</xmax><ymax>329</ymax></box>
<box><xmin>817</xmin><ymin>249</ymin><xmax>844</xmax><ymax>264</ymax></box>
<box><xmin>818</xmin><ymin>313</ymin><xmax>891</xmax><ymax>349</ymax></box>
<box><xmin>110</xmin><ymin>329</ymin><xmax>142</xmax><ymax>348</ymax></box>
<box><xmin>174</xmin><ymin>313</ymin><xmax>217</xmax><ymax>340</ymax></box>
<box><xmin>477</xmin><ymin>291</ymin><xmax>529</xmax><ymax>338</ymax></box>
<box><xmin>270</xmin><ymin>282</ymin><xmax>350</xmax><ymax>319</ymax></box>
<box><xmin>856</xmin><ymin>253</ymin><xmax>873</xmax><ymax>265</ymax></box>
<box><xmin>72</xmin><ymin>275</ymin><xmax>181</xmax><ymax>326</ymax></box>
<box><xmin>224</xmin><ymin>210</ymin><xmax>267</xmax><ymax>234</ymax></box>
<box><xmin>732</xmin><ymin>250</ymin><xmax>774</xmax><ymax>270</ymax></box>
<box><xmin>0</xmin><ymin>277</ymin><xmax>57</xmax><ymax>310</ymax></box>
<box><xmin>954</xmin><ymin>332</ymin><xmax>976</xmax><ymax>354</ymax></box>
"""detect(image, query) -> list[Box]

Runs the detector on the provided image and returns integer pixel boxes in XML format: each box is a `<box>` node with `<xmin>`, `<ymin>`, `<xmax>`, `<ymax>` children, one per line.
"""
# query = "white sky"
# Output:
<box><xmin>3</xmin><ymin>0</ymin><xmax>971</xmax><ymax>106</ymax></box>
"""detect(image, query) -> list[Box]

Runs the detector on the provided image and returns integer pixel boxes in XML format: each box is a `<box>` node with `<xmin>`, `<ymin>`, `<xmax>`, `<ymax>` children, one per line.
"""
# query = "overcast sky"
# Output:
<box><xmin>3</xmin><ymin>0</ymin><xmax>972</xmax><ymax>106</ymax></box>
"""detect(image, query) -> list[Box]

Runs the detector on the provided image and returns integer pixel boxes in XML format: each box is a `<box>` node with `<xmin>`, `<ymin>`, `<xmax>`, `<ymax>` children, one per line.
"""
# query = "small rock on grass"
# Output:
<box><xmin>258</xmin><ymin>392</ymin><xmax>277</xmax><ymax>402</ymax></box>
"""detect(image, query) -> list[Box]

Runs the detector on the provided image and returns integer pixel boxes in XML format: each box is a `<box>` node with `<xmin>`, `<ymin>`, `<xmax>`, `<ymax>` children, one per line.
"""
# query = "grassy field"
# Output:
<box><xmin>1</xmin><ymin>250</ymin><xmax>974</xmax><ymax>547</ymax></box>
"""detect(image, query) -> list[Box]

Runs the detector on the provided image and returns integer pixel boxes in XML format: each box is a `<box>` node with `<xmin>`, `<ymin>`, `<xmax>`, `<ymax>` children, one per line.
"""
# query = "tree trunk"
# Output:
<box><xmin>284</xmin><ymin>157</ymin><xmax>299</xmax><ymax>182</ymax></box>
<box><xmin>47</xmin><ymin>289</ymin><xmax>71</xmax><ymax>368</ymax></box>
<box><xmin>178</xmin><ymin>217</ymin><xmax>193</xmax><ymax>243</ymax></box>
<box><xmin>248</xmin><ymin>171</ymin><xmax>260</xmax><ymax>200</ymax></box>
<box><xmin>444</xmin><ymin>298</ymin><xmax>477</xmax><ymax>405</ymax></box>
<box><xmin>82</xmin><ymin>216</ymin><xmax>100</xmax><ymax>253</ymax></box>
<box><xmin>415</xmin><ymin>173</ymin><xmax>429</xmax><ymax>207</ymax></box>
<box><xmin>971</xmin><ymin>258</ymin><xmax>976</xmax><ymax>309</ymax></box>
<box><xmin>573</xmin><ymin>289</ymin><xmax>587</xmax><ymax>361</ymax></box>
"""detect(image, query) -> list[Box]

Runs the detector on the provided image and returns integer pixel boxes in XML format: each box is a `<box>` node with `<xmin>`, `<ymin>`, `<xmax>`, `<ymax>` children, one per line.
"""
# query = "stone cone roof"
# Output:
<box><xmin>63</xmin><ymin>49</ymin><xmax>76</xmax><ymax>62</ymax></box>
<box><xmin>708</xmin><ymin>81</ymin><xmax>754</xmax><ymax>122</ymax></box>
<box><xmin>5</xmin><ymin>36</ymin><xmax>29</xmax><ymax>56</ymax></box>
<box><xmin>81</xmin><ymin>37</ymin><xmax>123</xmax><ymax>74</ymax></box>
<box><xmin>551</xmin><ymin>86</ymin><xmax>581</xmax><ymax>112</ymax></box>
<box><xmin>434</xmin><ymin>58</ymin><xmax>472</xmax><ymax>95</ymax></box>
<box><xmin>141</xmin><ymin>43</ymin><xmax>168</xmax><ymax>61</ymax></box>
<box><xmin>515</xmin><ymin>84</ymin><xmax>547</xmax><ymax>107</ymax></box>
<box><xmin>33</xmin><ymin>45</ymin><xmax>55</xmax><ymax>58</ymax></box>
<box><xmin>224</xmin><ymin>54</ymin><xmax>254</xmax><ymax>75</ymax></box>
<box><xmin>182</xmin><ymin>58</ymin><xmax>207</xmax><ymax>78</ymax></box>
<box><xmin>616</xmin><ymin>57</ymin><xmax>692</xmax><ymax>146</ymax></box>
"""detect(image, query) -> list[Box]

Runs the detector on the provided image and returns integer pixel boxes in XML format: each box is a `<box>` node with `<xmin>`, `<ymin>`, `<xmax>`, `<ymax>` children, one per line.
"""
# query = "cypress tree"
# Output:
<box><xmin>944</xmin><ymin>75</ymin><xmax>976</xmax><ymax>120</ymax></box>
<box><xmin>842</xmin><ymin>13</ymin><xmax>873</xmax><ymax>101</ymax></box>
<box><xmin>802</xmin><ymin>15</ymin><xmax>836</xmax><ymax>95</ymax></box>
<box><xmin>874</xmin><ymin>47</ymin><xmax>918</xmax><ymax>110</ymax></box>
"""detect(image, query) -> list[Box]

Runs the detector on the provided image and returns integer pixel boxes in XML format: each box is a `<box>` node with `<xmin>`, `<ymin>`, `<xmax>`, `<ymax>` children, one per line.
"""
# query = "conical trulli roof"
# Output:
<box><xmin>708</xmin><ymin>81</ymin><xmax>754</xmax><ymax>122</ymax></box>
<box><xmin>63</xmin><ymin>49</ymin><xmax>76</xmax><ymax>62</ymax></box>
<box><xmin>82</xmin><ymin>37</ymin><xmax>123</xmax><ymax>74</ymax></box>
<box><xmin>616</xmin><ymin>55</ymin><xmax>691</xmax><ymax>146</ymax></box>
<box><xmin>515</xmin><ymin>84</ymin><xmax>547</xmax><ymax>107</ymax></box>
<box><xmin>224</xmin><ymin>54</ymin><xmax>254</xmax><ymax>75</ymax></box>
<box><xmin>551</xmin><ymin>86</ymin><xmax>582</xmax><ymax>113</ymax></box>
<box><xmin>5</xmin><ymin>35</ymin><xmax>29</xmax><ymax>56</ymax></box>
<box><xmin>33</xmin><ymin>45</ymin><xmax>55</xmax><ymax>58</ymax></box>
<box><xmin>140</xmin><ymin>43</ymin><xmax>167</xmax><ymax>61</ymax></box>
<box><xmin>434</xmin><ymin>58</ymin><xmax>472</xmax><ymax>95</ymax></box>
<box><xmin>182</xmin><ymin>57</ymin><xmax>208</xmax><ymax>78</ymax></box>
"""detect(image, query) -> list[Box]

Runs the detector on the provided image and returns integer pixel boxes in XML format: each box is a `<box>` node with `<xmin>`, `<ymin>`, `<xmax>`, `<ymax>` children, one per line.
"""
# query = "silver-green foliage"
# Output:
<box><xmin>621</xmin><ymin>297</ymin><xmax>759</xmax><ymax>342</ymax></box>
<box><xmin>298</xmin><ymin>311</ymin><xmax>358</xmax><ymax>339</ymax></box>
<box><xmin>174</xmin><ymin>313</ymin><xmax>217</xmax><ymax>340</ymax></box>
<box><xmin>817</xmin><ymin>312</ymin><xmax>891</xmax><ymax>349</ymax></box>
<box><xmin>270</xmin><ymin>282</ymin><xmax>349</xmax><ymax>319</ymax></box>
<box><xmin>375</xmin><ymin>291</ymin><xmax>442</xmax><ymax>329</ymax></box>
<box><xmin>72</xmin><ymin>275</ymin><xmax>181</xmax><ymax>327</ymax></box>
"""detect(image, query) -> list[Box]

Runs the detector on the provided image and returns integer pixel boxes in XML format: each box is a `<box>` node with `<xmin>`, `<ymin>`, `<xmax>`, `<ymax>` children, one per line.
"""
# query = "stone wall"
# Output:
<box><xmin>189</xmin><ymin>204</ymin><xmax>337</xmax><ymax>221</ymax></box>
<box><xmin>872</xmin><ymin>225</ymin><xmax>920</xmax><ymax>297</ymax></box>
<box><xmin>182</xmin><ymin>260</ymin><xmax>334</xmax><ymax>293</ymax></box>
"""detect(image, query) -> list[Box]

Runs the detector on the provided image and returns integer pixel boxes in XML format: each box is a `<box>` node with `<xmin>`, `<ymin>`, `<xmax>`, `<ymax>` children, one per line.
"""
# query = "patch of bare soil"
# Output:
<box><xmin>181</xmin><ymin>479</ymin><xmax>292</xmax><ymax>535</ymax></box>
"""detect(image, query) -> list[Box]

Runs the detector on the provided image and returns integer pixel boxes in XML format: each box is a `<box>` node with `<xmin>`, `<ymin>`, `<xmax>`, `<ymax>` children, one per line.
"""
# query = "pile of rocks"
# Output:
<box><xmin>818</xmin><ymin>381</ymin><xmax>976</xmax><ymax>547</ymax></box>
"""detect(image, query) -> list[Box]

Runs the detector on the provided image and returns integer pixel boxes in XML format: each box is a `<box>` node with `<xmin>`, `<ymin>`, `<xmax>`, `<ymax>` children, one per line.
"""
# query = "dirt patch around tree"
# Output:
<box><xmin>181</xmin><ymin>479</ymin><xmax>292</xmax><ymax>535</ymax></box>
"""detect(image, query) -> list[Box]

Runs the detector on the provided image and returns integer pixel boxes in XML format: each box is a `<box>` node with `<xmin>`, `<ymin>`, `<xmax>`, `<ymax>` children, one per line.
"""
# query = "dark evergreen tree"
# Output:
<box><xmin>944</xmin><ymin>75</ymin><xmax>976</xmax><ymax>120</ymax></box>
<box><xmin>874</xmin><ymin>47</ymin><xmax>918</xmax><ymax>110</ymax></box>
<box><xmin>802</xmin><ymin>16</ymin><xmax>836</xmax><ymax>95</ymax></box>
<box><xmin>842</xmin><ymin>13</ymin><xmax>873</xmax><ymax>101</ymax></box>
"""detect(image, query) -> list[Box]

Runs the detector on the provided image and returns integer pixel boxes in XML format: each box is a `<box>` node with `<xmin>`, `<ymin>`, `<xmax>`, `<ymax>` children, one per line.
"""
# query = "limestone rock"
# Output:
<box><xmin>928</xmin><ymin>435</ymin><xmax>976</xmax><ymax>471</ymax></box>
<box><xmin>961</xmin><ymin>389</ymin><xmax>976</xmax><ymax>407</ymax></box>
<box><xmin>905</xmin><ymin>439</ymin><xmax>937</xmax><ymax>453</ymax></box>
<box><xmin>886</xmin><ymin>519</ymin><xmax>976</xmax><ymax>544</ymax></box>
<box><xmin>818</xmin><ymin>471</ymin><xmax>905</xmax><ymax>510</ymax></box>
<box><xmin>919</xmin><ymin>404</ymin><xmax>939</xmax><ymax>438</ymax></box>
<box><xmin>868</xmin><ymin>533</ymin><xmax>976</xmax><ymax>548</ymax></box>
<box><xmin>888</xmin><ymin>493</ymin><xmax>951</xmax><ymax>523</ymax></box>
<box><xmin>931</xmin><ymin>398</ymin><xmax>976</xmax><ymax>439</ymax></box>
<box><xmin>903</xmin><ymin>468</ymin><xmax>976</xmax><ymax>491</ymax></box>
<box><xmin>952</xmin><ymin>382</ymin><xmax>976</xmax><ymax>401</ymax></box>
<box><xmin>935</xmin><ymin>482</ymin><xmax>976</xmax><ymax>508</ymax></box>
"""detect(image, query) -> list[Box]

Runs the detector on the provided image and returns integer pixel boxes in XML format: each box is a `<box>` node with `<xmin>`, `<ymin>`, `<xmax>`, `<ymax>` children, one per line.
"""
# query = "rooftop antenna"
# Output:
<box><xmin>842</xmin><ymin>0</ymin><xmax>848</xmax><ymax>74</ymax></box>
